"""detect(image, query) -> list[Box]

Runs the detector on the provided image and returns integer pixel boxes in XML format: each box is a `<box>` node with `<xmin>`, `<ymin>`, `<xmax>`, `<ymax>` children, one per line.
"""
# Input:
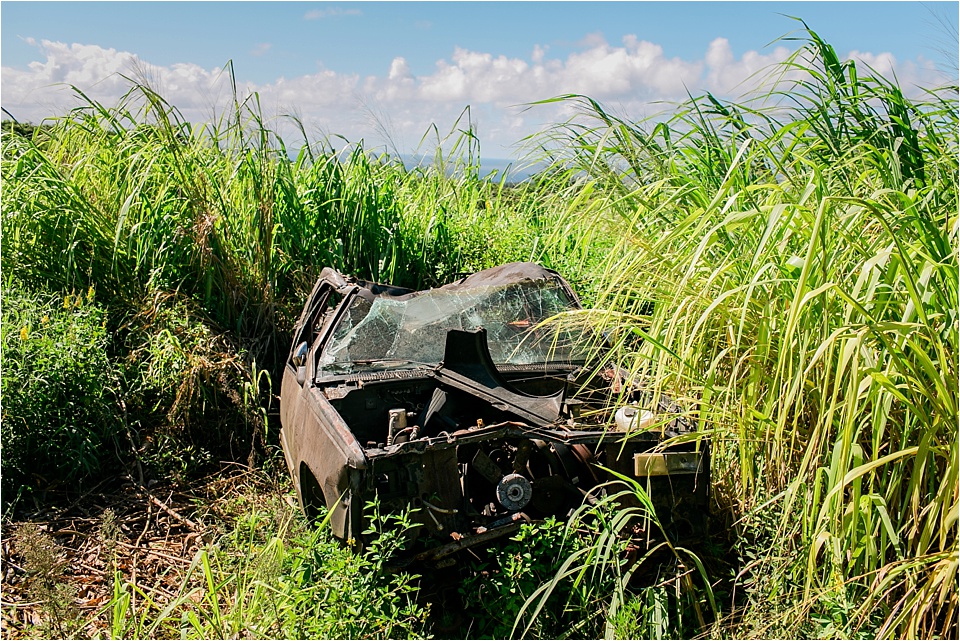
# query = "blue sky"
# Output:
<box><xmin>2</xmin><ymin>2</ymin><xmax>956</xmax><ymax>157</ymax></box>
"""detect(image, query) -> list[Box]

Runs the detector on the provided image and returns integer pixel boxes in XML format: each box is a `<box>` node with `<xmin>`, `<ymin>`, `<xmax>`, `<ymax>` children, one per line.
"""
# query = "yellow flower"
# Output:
<box><xmin>19</xmin><ymin>325</ymin><xmax>29</xmax><ymax>341</ymax></box>
<box><xmin>63</xmin><ymin>294</ymin><xmax>71</xmax><ymax>309</ymax></box>
<box><xmin>41</xmin><ymin>315</ymin><xmax>49</xmax><ymax>324</ymax></box>
<box><xmin>74</xmin><ymin>295</ymin><xmax>81</xmax><ymax>308</ymax></box>
<box><xmin>87</xmin><ymin>286</ymin><xmax>95</xmax><ymax>302</ymax></box>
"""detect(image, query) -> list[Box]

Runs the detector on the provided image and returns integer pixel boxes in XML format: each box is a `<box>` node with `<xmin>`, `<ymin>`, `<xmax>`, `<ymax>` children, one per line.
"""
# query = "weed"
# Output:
<box><xmin>461</xmin><ymin>516</ymin><xmax>594</xmax><ymax>638</ymax></box>
<box><xmin>0</xmin><ymin>282</ymin><xmax>121</xmax><ymax>505</ymax></box>
<box><xmin>12</xmin><ymin>524</ymin><xmax>80</xmax><ymax>638</ymax></box>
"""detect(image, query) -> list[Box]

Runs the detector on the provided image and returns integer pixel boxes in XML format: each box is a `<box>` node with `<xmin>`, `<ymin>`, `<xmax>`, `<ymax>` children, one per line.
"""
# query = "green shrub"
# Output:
<box><xmin>1</xmin><ymin>281</ymin><xmax>121</xmax><ymax>504</ymax></box>
<box><xmin>460</xmin><ymin>516</ymin><xmax>603</xmax><ymax>639</ymax></box>
<box><xmin>121</xmin><ymin>298</ymin><xmax>251</xmax><ymax>480</ymax></box>
<box><xmin>110</xmin><ymin>496</ymin><xmax>430</xmax><ymax>640</ymax></box>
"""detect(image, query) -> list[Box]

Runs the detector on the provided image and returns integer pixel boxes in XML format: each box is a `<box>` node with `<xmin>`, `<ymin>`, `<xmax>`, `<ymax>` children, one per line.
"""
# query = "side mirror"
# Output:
<box><xmin>293</xmin><ymin>342</ymin><xmax>309</xmax><ymax>385</ymax></box>
<box><xmin>292</xmin><ymin>341</ymin><xmax>309</xmax><ymax>367</ymax></box>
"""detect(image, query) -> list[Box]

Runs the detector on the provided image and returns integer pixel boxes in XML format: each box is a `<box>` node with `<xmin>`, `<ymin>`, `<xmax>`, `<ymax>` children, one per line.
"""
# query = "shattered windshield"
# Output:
<box><xmin>318</xmin><ymin>279</ymin><xmax>591</xmax><ymax>375</ymax></box>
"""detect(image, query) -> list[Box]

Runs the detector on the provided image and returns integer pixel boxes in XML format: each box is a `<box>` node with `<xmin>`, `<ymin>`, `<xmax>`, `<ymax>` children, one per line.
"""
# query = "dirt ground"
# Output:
<box><xmin>1</xmin><ymin>465</ymin><xmax>279</xmax><ymax>639</ymax></box>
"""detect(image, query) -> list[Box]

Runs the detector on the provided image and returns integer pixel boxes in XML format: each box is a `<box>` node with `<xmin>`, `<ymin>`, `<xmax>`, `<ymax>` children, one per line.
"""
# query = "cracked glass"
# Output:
<box><xmin>318</xmin><ymin>279</ymin><xmax>590</xmax><ymax>375</ymax></box>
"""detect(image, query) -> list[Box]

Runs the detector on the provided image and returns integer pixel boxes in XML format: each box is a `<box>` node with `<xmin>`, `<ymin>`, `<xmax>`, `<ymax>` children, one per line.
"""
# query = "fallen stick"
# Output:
<box><xmin>0</xmin><ymin>600</ymin><xmax>43</xmax><ymax>608</ymax></box>
<box><xmin>115</xmin><ymin>541</ymin><xmax>193</xmax><ymax>565</ymax></box>
<box><xmin>138</xmin><ymin>489</ymin><xmax>201</xmax><ymax>532</ymax></box>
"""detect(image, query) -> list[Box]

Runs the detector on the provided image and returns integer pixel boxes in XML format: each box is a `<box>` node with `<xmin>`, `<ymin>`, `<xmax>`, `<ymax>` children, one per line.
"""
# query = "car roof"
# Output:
<box><xmin>345</xmin><ymin>262</ymin><xmax>580</xmax><ymax>306</ymax></box>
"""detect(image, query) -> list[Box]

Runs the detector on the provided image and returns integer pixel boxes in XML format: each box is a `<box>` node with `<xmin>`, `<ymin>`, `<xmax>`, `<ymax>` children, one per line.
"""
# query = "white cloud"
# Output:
<box><xmin>848</xmin><ymin>49</ymin><xmax>899</xmax><ymax>78</ymax></box>
<box><xmin>705</xmin><ymin>37</ymin><xmax>794</xmax><ymax>94</ymax></box>
<box><xmin>1</xmin><ymin>39</ymin><xmax>241</xmax><ymax>122</ymax></box>
<box><xmin>250</xmin><ymin>43</ymin><xmax>272</xmax><ymax>58</ymax></box>
<box><xmin>578</xmin><ymin>32</ymin><xmax>608</xmax><ymax>49</ymax></box>
<box><xmin>304</xmin><ymin>8</ymin><xmax>362</xmax><ymax>21</ymax></box>
<box><xmin>532</xmin><ymin>44</ymin><xmax>548</xmax><ymax>65</ymax></box>
<box><xmin>267</xmin><ymin>71</ymin><xmax>359</xmax><ymax>107</ymax></box>
<box><xmin>560</xmin><ymin>36</ymin><xmax>702</xmax><ymax>98</ymax></box>
<box><xmin>1</xmin><ymin>35</ymin><xmax>944</xmax><ymax>155</ymax></box>
<box><xmin>387</xmin><ymin>57</ymin><xmax>412</xmax><ymax>82</ymax></box>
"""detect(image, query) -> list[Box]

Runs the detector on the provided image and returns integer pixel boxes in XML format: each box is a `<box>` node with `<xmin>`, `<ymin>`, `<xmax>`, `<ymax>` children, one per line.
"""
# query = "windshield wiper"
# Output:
<box><xmin>348</xmin><ymin>358</ymin><xmax>435</xmax><ymax>369</ymax></box>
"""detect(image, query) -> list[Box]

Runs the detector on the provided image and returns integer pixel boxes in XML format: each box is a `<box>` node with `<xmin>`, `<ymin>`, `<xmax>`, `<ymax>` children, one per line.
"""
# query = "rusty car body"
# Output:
<box><xmin>279</xmin><ymin>262</ymin><xmax>709</xmax><ymax>565</ymax></box>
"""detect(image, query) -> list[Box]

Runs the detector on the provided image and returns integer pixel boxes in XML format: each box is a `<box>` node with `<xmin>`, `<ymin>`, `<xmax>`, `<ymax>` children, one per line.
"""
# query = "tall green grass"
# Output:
<box><xmin>2</xmin><ymin>27</ymin><xmax>955</xmax><ymax>640</ymax></box>
<box><xmin>1</xmin><ymin>80</ymin><xmax>581</xmax><ymax>489</ymax></box>
<box><xmin>530</xmin><ymin>29</ymin><xmax>957</xmax><ymax>638</ymax></box>
<box><xmin>1</xmin><ymin>88</ymin><xmax>490</xmax><ymax>332</ymax></box>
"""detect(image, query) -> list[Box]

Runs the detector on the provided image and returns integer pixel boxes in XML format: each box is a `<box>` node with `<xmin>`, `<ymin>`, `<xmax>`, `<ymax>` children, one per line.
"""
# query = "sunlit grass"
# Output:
<box><xmin>528</xmin><ymin>27</ymin><xmax>957</xmax><ymax>639</ymax></box>
<box><xmin>1</xmin><ymin>26</ymin><xmax>956</xmax><ymax>640</ymax></box>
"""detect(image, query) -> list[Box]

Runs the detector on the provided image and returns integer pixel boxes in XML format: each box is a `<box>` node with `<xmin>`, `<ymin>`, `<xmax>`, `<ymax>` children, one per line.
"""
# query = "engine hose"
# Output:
<box><xmin>423</xmin><ymin>499</ymin><xmax>458</xmax><ymax>515</ymax></box>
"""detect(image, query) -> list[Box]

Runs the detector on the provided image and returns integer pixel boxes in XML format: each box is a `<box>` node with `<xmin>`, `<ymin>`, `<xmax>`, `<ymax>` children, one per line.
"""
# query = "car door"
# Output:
<box><xmin>280</xmin><ymin>274</ymin><xmax>339</xmax><ymax>509</ymax></box>
<box><xmin>279</xmin><ymin>271</ymin><xmax>367</xmax><ymax>539</ymax></box>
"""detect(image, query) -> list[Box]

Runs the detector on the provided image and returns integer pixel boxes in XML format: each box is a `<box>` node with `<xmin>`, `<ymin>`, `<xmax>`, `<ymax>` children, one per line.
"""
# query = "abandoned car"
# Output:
<box><xmin>280</xmin><ymin>262</ymin><xmax>709</xmax><ymax>564</ymax></box>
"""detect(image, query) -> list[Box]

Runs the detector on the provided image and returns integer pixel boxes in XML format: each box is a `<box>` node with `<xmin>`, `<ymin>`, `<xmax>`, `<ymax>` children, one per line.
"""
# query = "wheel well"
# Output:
<box><xmin>298</xmin><ymin>462</ymin><xmax>326</xmax><ymax>522</ymax></box>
